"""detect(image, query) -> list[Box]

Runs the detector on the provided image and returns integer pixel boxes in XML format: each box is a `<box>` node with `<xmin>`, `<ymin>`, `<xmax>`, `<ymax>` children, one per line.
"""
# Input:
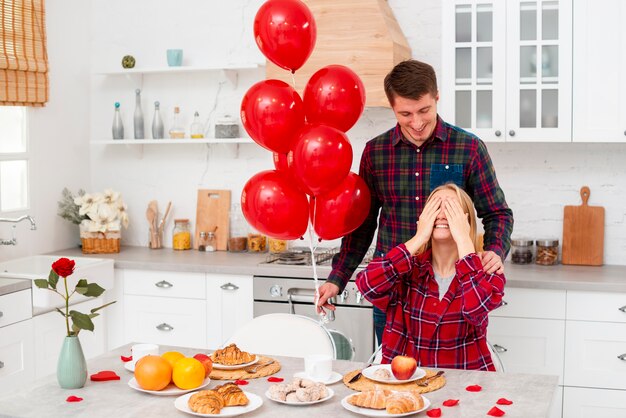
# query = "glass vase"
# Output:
<box><xmin>57</xmin><ymin>336</ymin><xmax>88</xmax><ymax>389</ymax></box>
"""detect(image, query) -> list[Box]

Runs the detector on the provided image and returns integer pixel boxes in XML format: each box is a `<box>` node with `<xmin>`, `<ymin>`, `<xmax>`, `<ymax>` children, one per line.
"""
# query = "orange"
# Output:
<box><xmin>172</xmin><ymin>357</ymin><xmax>205</xmax><ymax>390</ymax></box>
<box><xmin>161</xmin><ymin>351</ymin><xmax>185</xmax><ymax>368</ymax></box>
<box><xmin>134</xmin><ymin>355</ymin><xmax>172</xmax><ymax>391</ymax></box>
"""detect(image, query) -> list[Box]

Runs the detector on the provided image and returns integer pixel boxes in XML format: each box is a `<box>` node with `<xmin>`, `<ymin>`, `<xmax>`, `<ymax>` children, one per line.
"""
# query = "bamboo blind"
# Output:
<box><xmin>0</xmin><ymin>0</ymin><xmax>48</xmax><ymax>106</ymax></box>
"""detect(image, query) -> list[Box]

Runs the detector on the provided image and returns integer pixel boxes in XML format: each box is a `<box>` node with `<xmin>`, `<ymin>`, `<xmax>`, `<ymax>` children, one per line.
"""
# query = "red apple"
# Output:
<box><xmin>390</xmin><ymin>355</ymin><xmax>417</xmax><ymax>380</ymax></box>
<box><xmin>193</xmin><ymin>353</ymin><xmax>213</xmax><ymax>377</ymax></box>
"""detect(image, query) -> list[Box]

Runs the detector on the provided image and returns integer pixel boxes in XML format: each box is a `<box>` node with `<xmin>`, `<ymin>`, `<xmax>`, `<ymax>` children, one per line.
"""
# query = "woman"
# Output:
<box><xmin>355</xmin><ymin>183</ymin><xmax>505</xmax><ymax>371</ymax></box>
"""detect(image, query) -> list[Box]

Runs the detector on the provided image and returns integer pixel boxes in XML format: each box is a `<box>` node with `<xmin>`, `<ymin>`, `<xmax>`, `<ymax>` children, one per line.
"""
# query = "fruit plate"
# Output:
<box><xmin>124</xmin><ymin>362</ymin><xmax>135</xmax><ymax>372</ymax></box>
<box><xmin>128</xmin><ymin>377</ymin><xmax>211</xmax><ymax>396</ymax></box>
<box><xmin>340</xmin><ymin>393</ymin><xmax>430</xmax><ymax>417</ymax></box>
<box><xmin>174</xmin><ymin>391</ymin><xmax>263</xmax><ymax>417</ymax></box>
<box><xmin>362</xmin><ymin>365</ymin><xmax>426</xmax><ymax>384</ymax></box>
<box><xmin>265</xmin><ymin>387</ymin><xmax>334</xmax><ymax>405</ymax></box>
<box><xmin>210</xmin><ymin>355</ymin><xmax>258</xmax><ymax>370</ymax></box>
<box><xmin>293</xmin><ymin>371</ymin><xmax>343</xmax><ymax>385</ymax></box>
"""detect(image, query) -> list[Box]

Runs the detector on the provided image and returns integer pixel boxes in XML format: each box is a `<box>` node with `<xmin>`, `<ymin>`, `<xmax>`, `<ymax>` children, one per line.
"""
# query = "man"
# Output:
<box><xmin>316</xmin><ymin>59</ymin><xmax>513</xmax><ymax>345</ymax></box>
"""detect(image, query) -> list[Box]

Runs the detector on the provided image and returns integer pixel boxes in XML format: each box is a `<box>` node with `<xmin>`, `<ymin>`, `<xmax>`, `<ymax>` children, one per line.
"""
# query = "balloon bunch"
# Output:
<box><xmin>241</xmin><ymin>0</ymin><xmax>371</xmax><ymax>242</ymax></box>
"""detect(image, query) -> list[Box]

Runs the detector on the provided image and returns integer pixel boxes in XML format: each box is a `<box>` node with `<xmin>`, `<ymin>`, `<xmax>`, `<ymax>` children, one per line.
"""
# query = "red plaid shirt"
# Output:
<box><xmin>355</xmin><ymin>245</ymin><xmax>506</xmax><ymax>371</ymax></box>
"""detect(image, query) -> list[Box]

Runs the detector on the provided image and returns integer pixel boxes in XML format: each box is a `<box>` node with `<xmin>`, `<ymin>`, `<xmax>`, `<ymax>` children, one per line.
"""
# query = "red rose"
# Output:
<box><xmin>52</xmin><ymin>258</ymin><xmax>75</xmax><ymax>277</ymax></box>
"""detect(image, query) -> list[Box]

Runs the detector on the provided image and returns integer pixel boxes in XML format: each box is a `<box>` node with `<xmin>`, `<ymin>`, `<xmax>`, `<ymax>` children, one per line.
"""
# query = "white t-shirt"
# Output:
<box><xmin>434</xmin><ymin>271</ymin><xmax>455</xmax><ymax>301</ymax></box>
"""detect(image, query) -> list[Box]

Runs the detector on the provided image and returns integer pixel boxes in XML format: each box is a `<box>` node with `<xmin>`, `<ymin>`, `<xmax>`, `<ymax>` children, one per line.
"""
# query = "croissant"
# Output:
<box><xmin>211</xmin><ymin>343</ymin><xmax>255</xmax><ymax>365</ymax></box>
<box><xmin>188</xmin><ymin>390</ymin><xmax>225</xmax><ymax>414</ymax></box>
<box><xmin>214</xmin><ymin>383</ymin><xmax>249</xmax><ymax>406</ymax></box>
<box><xmin>347</xmin><ymin>389</ymin><xmax>391</xmax><ymax>410</ymax></box>
<box><xmin>385</xmin><ymin>391</ymin><xmax>424</xmax><ymax>414</ymax></box>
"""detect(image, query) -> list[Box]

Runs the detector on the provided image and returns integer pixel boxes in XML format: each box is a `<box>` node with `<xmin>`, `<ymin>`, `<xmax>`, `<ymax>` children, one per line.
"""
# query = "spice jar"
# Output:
<box><xmin>511</xmin><ymin>239</ymin><xmax>534</xmax><ymax>264</ymax></box>
<box><xmin>247</xmin><ymin>233</ymin><xmax>267</xmax><ymax>252</ymax></box>
<box><xmin>268</xmin><ymin>237</ymin><xmax>288</xmax><ymax>253</ymax></box>
<box><xmin>535</xmin><ymin>239</ymin><xmax>559</xmax><ymax>265</ymax></box>
<box><xmin>172</xmin><ymin>219</ymin><xmax>191</xmax><ymax>250</ymax></box>
<box><xmin>229</xmin><ymin>204</ymin><xmax>248</xmax><ymax>252</ymax></box>
<box><xmin>205</xmin><ymin>231</ymin><xmax>217</xmax><ymax>252</ymax></box>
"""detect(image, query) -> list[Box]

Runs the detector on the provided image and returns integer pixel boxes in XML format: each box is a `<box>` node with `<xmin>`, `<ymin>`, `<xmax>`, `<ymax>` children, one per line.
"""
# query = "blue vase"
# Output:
<box><xmin>57</xmin><ymin>336</ymin><xmax>88</xmax><ymax>389</ymax></box>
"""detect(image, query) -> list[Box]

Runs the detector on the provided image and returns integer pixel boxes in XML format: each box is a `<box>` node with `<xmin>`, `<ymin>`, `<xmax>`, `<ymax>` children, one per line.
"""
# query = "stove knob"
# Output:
<box><xmin>270</xmin><ymin>285</ymin><xmax>283</xmax><ymax>297</ymax></box>
<box><xmin>339</xmin><ymin>289</ymin><xmax>349</xmax><ymax>303</ymax></box>
<box><xmin>355</xmin><ymin>290</ymin><xmax>364</xmax><ymax>304</ymax></box>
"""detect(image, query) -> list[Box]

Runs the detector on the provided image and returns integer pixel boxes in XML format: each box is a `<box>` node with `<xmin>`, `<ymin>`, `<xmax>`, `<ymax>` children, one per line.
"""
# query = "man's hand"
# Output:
<box><xmin>480</xmin><ymin>251</ymin><xmax>504</xmax><ymax>275</ymax></box>
<box><xmin>316</xmin><ymin>282</ymin><xmax>339</xmax><ymax>314</ymax></box>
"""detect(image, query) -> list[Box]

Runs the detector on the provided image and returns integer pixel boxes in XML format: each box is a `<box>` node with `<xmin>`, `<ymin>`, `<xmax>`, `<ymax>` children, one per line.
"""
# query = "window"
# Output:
<box><xmin>0</xmin><ymin>106</ymin><xmax>29</xmax><ymax>212</ymax></box>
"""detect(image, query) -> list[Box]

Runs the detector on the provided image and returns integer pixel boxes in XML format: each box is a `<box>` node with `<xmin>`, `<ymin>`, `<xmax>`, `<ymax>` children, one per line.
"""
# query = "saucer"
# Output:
<box><xmin>124</xmin><ymin>362</ymin><xmax>135</xmax><ymax>372</ymax></box>
<box><xmin>293</xmin><ymin>371</ymin><xmax>343</xmax><ymax>385</ymax></box>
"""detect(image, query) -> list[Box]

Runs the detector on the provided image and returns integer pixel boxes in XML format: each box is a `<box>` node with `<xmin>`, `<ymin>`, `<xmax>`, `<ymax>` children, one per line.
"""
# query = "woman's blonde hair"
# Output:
<box><xmin>417</xmin><ymin>183</ymin><xmax>480</xmax><ymax>255</ymax></box>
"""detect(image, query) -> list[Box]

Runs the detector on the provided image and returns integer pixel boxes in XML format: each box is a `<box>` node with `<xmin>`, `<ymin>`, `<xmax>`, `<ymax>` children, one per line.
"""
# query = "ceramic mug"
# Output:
<box><xmin>131</xmin><ymin>343</ymin><xmax>159</xmax><ymax>366</ymax></box>
<box><xmin>166</xmin><ymin>49</ymin><xmax>183</xmax><ymax>67</ymax></box>
<box><xmin>304</xmin><ymin>354</ymin><xmax>333</xmax><ymax>381</ymax></box>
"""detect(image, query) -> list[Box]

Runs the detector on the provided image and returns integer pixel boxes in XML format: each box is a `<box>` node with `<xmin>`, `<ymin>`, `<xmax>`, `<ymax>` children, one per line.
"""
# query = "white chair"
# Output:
<box><xmin>224</xmin><ymin>313</ymin><xmax>336</xmax><ymax>358</ymax></box>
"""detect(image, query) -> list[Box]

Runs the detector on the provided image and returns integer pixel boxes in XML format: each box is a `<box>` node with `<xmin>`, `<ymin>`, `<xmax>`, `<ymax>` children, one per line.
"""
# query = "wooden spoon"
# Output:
<box><xmin>146</xmin><ymin>202</ymin><xmax>158</xmax><ymax>248</ymax></box>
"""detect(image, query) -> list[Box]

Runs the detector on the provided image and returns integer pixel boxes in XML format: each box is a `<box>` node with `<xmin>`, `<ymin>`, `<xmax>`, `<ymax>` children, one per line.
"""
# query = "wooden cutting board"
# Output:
<box><xmin>195</xmin><ymin>189</ymin><xmax>230</xmax><ymax>251</ymax></box>
<box><xmin>562</xmin><ymin>186</ymin><xmax>604</xmax><ymax>266</ymax></box>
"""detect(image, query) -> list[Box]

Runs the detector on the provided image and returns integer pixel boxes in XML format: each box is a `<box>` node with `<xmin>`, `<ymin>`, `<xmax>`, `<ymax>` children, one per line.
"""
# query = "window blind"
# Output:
<box><xmin>0</xmin><ymin>0</ymin><xmax>48</xmax><ymax>106</ymax></box>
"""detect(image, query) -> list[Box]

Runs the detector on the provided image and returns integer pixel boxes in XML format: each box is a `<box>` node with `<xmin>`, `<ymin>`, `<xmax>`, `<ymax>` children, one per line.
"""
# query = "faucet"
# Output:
<box><xmin>0</xmin><ymin>215</ymin><xmax>37</xmax><ymax>245</ymax></box>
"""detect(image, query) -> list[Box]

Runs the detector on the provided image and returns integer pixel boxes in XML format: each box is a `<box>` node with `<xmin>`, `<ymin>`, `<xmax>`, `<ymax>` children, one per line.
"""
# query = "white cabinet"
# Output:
<box><xmin>563</xmin><ymin>387</ymin><xmax>626</xmax><ymax>418</ymax></box>
<box><xmin>572</xmin><ymin>0</ymin><xmax>626</xmax><ymax>142</ymax></box>
<box><xmin>441</xmin><ymin>0</ymin><xmax>572</xmax><ymax>142</ymax></box>
<box><xmin>206</xmin><ymin>274</ymin><xmax>253</xmax><ymax>349</ymax></box>
<box><xmin>0</xmin><ymin>319</ymin><xmax>35</xmax><ymax>392</ymax></box>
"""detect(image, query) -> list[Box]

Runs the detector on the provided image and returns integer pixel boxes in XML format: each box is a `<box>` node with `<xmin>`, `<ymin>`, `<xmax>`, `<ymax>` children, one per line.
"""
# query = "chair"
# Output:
<box><xmin>224</xmin><ymin>313</ymin><xmax>336</xmax><ymax>358</ymax></box>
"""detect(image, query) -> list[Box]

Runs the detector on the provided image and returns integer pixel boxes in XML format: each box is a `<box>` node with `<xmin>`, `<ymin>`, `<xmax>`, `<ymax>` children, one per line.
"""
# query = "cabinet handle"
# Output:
<box><xmin>495</xmin><ymin>130</ymin><xmax>501</xmax><ymax>137</ymax></box>
<box><xmin>0</xmin><ymin>311</ymin><xmax>3</xmax><ymax>318</ymax></box>
<box><xmin>156</xmin><ymin>323</ymin><xmax>174</xmax><ymax>332</ymax></box>
<box><xmin>618</xmin><ymin>305</ymin><xmax>626</xmax><ymax>313</ymax></box>
<box><xmin>0</xmin><ymin>360</ymin><xmax>4</xmax><ymax>369</ymax></box>
<box><xmin>493</xmin><ymin>344</ymin><xmax>508</xmax><ymax>353</ymax></box>
<box><xmin>618</xmin><ymin>354</ymin><xmax>626</xmax><ymax>361</ymax></box>
<box><xmin>155</xmin><ymin>280</ymin><xmax>173</xmax><ymax>289</ymax></box>
<box><xmin>508</xmin><ymin>130</ymin><xmax>516</xmax><ymax>137</ymax></box>
<box><xmin>220</xmin><ymin>282</ymin><xmax>239</xmax><ymax>291</ymax></box>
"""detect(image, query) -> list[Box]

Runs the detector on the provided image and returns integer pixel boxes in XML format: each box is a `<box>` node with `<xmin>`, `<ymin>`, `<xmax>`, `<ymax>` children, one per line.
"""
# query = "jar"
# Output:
<box><xmin>229</xmin><ymin>204</ymin><xmax>248</xmax><ymax>252</ymax></box>
<box><xmin>172</xmin><ymin>219</ymin><xmax>191</xmax><ymax>250</ymax></box>
<box><xmin>205</xmin><ymin>231</ymin><xmax>217</xmax><ymax>252</ymax></box>
<box><xmin>215</xmin><ymin>115</ymin><xmax>239</xmax><ymax>138</ymax></box>
<box><xmin>511</xmin><ymin>239</ymin><xmax>534</xmax><ymax>264</ymax></box>
<box><xmin>247</xmin><ymin>233</ymin><xmax>267</xmax><ymax>252</ymax></box>
<box><xmin>535</xmin><ymin>239</ymin><xmax>559</xmax><ymax>265</ymax></box>
<box><xmin>268</xmin><ymin>237</ymin><xmax>288</xmax><ymax>253</ymax></box>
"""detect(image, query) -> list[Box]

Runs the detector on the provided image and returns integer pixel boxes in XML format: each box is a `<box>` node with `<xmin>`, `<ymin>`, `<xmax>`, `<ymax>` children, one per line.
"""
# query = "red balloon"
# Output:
<box><xmin>273</xmin><ymin>152</ymin><xmax>314</xmax><ymax>195</ymax></box>
<box><xmin>311</xmin><ymin>172</ymin><xmax>371</xmax><ymax>240</ymax></box>
<box><xmin>241</xmin><ymin>80</ymin><xmax>305</xmax><ymax>154</ymax></box>
<box><xmin>241</xmin><ymin>170</ymin><xmax>309</xmax><ymax>239</ymax></box>
<box><xmin>254</xmin><ymin>0</ymin><xmax>317</xmax><ymax>73</ymax></box>
<box><xmin>303</xmin><ymin>65</ymin><xmax>366</xmax><ymax>132</ymax></box>
<box><xmin>292</xmin><ymin>124</ymin><xmax>353</xmax><ymax>196</ymax></box>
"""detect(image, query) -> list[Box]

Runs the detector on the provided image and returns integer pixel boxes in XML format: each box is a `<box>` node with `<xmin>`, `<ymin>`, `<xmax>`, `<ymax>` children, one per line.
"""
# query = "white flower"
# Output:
<box><xmin>75</xmin><ymin>189</ymin><xmax>129</xmax><ymax>231</ymax></box>
<box><xmin>102</xmin><ymin>189</ymin><xmax>120</xmax><ymax>205</ymax></box>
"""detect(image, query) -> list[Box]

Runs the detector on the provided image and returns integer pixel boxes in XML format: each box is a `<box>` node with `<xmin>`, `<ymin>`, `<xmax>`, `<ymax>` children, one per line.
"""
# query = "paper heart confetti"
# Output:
<box><xmin>66</xmin><ymin>396</ymin><xmax>83</xmax><ymax>403</ymax></box>
<box><xmin>465</xmin><ymin>384</ymin><xmax>483</xmax><ymax>392</ymax></box>
<box><xmin>234</xmin><ymin>379</ymin><xmax>249</xmax><ymax>385</ymax></box>
<box><xmin>487</xmin><ymin>406</ymin><xmax>506</xmax><ymax>416</ymax></box>
<box><xmin>267</xmin><ymin>377</ymin><xmax>284</xmax><ymax>382</ymax></box>
<box><xmin>497</xmin><ymin>398</ymin><xmax>513</xmax><ymax>405</ymax></box>
<box><xmin>426</xmin><ymin>408</ymin><xmax>442</xmax><ymax>417</ymax></box>
<box><xmin>90</xmin><ymin>370</ymin><xmax>120</xmax><ymax>381</ymax></box>
<box><xmin>120</xmin><ymin>355</ymin><xmax>132</xmax><ymax>362</ymax></box>
<box><xmin>443</xmin><ymin>399</ymin><xmax>459</xmax><ymax>407</ymax></box>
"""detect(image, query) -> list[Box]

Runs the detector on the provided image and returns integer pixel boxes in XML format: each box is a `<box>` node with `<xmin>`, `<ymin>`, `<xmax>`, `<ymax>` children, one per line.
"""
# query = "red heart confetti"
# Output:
<box><xmin>426</xmin><ymin>408</ymin><xmax>442</xmax><ymax>417</ymax></box>
<box><xmin>234</xmin><ymin>379</ymin><xmax>249</xmax><ymax>385</ymax></box>
<box><xmin>487</xmin><ymin>406</ymin><xmax>506</xmax><ymax>416</ymax></box>
<box><xmin>496</xmin><ymin>398</ymin><xmax>513</xmax><ymax>405</ymax></box>
<box><xmin>90</xmin><ymin>370</ymin><xmax>120</xmax><ymax>381</ymax></box>
<box><xmin>121</xmin><ymin>355</ymin><xmax>132</xmax><ymax>362</ymax></box>
<box><xmin>443</xmin><ymin>399</ymin><xmax>459</xmax><ymax>407</ymax></box>
<box><xmin>465</xmin><ymin>384</ymin><xmax>482</xmax><ymax>392</ymax></box>
<box><xmin>66</xmin><ymin>396</ymin><xmax>83</xmax><ymax>403</ymax></box>
<box><xmin>267</xmin><ymin>377</ymin><xmax>284</xmax><ymax>382</ymax></box>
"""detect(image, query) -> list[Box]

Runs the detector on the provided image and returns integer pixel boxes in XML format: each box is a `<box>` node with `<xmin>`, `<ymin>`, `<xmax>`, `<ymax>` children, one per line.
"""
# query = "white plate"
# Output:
<box><xmin>210</xmin><ymin>355</ymin><xmax>258</xmax><ymax>370</ymax></box>
<box><xmin>174</xmin><ymin>390</ymin><xmax>263</xmax><ymax>417</ymax></box>
<box><xmin>124</xmin><ymin>362</ymin><xmax>135</xmax><ymax>372</ymax></box>
<box><xmin>265</xmin><ymin>387</ymin><xmax>334</xmax><ymax>405</ymax></box>
<box><xmin>293</xmin><ymin>371</ymin><xmax>343</xmax><ymax>385</ymax></box>
<box><xmin>362</xmin><ymin>365</ymin><xmax>426</xmax><ymax>384</ymax></box>
<box><xmin>128</xmin><ymin>377</ymin><xmax>211</xmax><ymax>396</ymax></box>
<box><xmin>340</xmin><ymin>393</ymin><xmax>430</xmax><ymax>417</ymax></box>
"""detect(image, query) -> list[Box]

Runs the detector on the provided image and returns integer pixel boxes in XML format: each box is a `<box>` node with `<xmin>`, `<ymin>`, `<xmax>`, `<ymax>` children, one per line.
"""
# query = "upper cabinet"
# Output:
<box><xmin>572</xmin><ymin>0</ymin><xmax>626</xmax><ymax>142</ymax></box>
<box><xmin>441</xmin><ymin>0</ymin><xmax>572</xmax><ymax>142</ymax></box>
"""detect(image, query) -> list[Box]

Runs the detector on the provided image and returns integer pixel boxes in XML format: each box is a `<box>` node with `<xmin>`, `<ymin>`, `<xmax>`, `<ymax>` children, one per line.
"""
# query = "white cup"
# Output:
<box><xmin>304</xmin><ymin>354</ymin><xmax>333</xmax><ymax>381</ymax></box>
<box><xmin>131</xmin><ymin>343</ymin><xmax>159</xmax><ymax>366</ymax></box>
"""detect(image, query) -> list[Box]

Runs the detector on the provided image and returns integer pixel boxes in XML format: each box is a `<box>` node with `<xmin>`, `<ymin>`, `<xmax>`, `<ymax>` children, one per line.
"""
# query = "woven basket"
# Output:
<box><xmin>80</xmin><ymin>228</ymin><xmax>121</xmax><ymax>254</ymax></box>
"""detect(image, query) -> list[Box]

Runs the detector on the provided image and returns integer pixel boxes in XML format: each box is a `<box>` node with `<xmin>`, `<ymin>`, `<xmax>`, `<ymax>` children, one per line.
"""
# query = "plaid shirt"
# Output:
<box><xmin>355</xmin><ymin>245</ymin><xmax>505</xmax><ymax>370</ymax></box>
<box><xmin>328</xmin><ymin>116</ymin><xmax>513</xmax><ymax>291</ymax></box>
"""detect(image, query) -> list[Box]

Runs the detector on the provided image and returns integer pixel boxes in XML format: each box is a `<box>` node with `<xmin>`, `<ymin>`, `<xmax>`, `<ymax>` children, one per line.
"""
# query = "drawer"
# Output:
<box><xmin>567</xmin><ymin>290</ymin><xmax>626</xmax><ymax>323</ymax></box>
<box><xmin>0</xmin><ymin>289</ymin><xmax>32</xmax><ymax>327</ymax></box>
<box><xmin>490</xmin><ymin>288</ymin><xmax>566</xmax><ymax>319</ymax></box>
<box><xmin>123</xmin><ymin>269</ymin><xmax>205</xmax><ymax>299</ymax></box>
<box><xmin>563</xmin><ymin>386</ymin><xmax>626</xmax><ymax>418</ymax></box>
<box><xmin>564</xmin><ymin>321</ymin><xmax>626</xmax><ymax>390</ymax></box>
<box><xmin>125</xmin><ymin>295</ymin><xmax>206</xmax><ymax>349</ymax></box>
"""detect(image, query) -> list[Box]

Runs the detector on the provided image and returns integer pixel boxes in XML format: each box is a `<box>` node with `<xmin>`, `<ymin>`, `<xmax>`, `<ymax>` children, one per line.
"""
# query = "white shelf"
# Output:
<box><xmin>95</xmin><ymin>63</ymin><xmax>259</xmax><ymax>76</ymax></box>
<box><xmin>91</xmin><ymin>138</ymin><xmax>255</xmax><ymax>145</ymax></box>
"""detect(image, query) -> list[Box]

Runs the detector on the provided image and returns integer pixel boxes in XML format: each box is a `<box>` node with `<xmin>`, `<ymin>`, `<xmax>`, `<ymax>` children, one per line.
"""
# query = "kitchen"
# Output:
<box><xmin>1</xmin><ymin>0</ymin><xmax>626</xmax><ymax>417</ymax></box>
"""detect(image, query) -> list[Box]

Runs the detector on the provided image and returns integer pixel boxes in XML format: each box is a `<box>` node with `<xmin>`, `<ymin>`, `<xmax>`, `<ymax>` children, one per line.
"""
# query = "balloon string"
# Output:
<box><xmin>290</xmin><ymin>72</ymin><xmax>297</xmax><ymax>91</ymax></box>
<box><xmin>309</xmin><ymin>197</ymin><xmax>328</xmax><ymax>324</ymax></box>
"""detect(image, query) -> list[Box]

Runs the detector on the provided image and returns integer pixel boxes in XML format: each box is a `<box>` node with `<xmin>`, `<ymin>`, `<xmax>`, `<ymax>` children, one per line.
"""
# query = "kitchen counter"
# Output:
<box><xmin>51</xmin><ymin>246</ymin><xmax>626</xmax><ymax>293</ymax></box>
<box><xmin>0</xmin><ymin>277</ymin><xmax>31</xmax><ymax>297</ymax></box>
<box><xmin>0</xmin><ymin>344</ymin><xmax>558</xmax><ymax>418</ymax></box>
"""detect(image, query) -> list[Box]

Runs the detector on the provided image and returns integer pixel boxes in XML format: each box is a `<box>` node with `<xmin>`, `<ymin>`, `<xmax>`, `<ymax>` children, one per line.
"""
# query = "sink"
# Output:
<box><xmin>0</xmin><ymin>255</ymin><xmax>114</xmax><ymax>315</ymax></box>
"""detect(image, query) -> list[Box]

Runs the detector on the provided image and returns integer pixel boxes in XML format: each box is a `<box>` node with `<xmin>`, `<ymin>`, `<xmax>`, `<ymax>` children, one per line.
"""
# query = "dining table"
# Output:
<box><xmin>0</xmin><ymin>344</ymin><xmax>558</xmax><ymax>417</ymax></box>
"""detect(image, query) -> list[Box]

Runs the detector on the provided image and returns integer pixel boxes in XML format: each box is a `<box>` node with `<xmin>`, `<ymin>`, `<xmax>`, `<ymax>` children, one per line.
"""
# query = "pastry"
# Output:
<box><xmin>214</xmin><ymin>383</ymin><xmax>249</xmax><ymax>407</ymax></box>
<box><xmin>268</xmin><ymin>378</ymin><xmax>330</xmax><ymax>403</ymax></box>
<box><xmin>373</xmin><ymin>368</ymin><xmax>392</xmax><ymax>380</ymax></box>
<box><xmin>385</xmin><ymin>391</ymin><xmax>424</xmax><ymax>414</ymax></box>
<box><xmin>211</xmin><ymin>343</ymin><xmax>255</xmax><ymax>365</ymax></box>
<box><xmin>188</xmin><ymin>390</ymin><xmax>225</xmax><ymax>414</ymax></box>
<box><xmin>347</xmin><ymin>388</ymin><xmax>391</xmax><ymax>410</ymax></box>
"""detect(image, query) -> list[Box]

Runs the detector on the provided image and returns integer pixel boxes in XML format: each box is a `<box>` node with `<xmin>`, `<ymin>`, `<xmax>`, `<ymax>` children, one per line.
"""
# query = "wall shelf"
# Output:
<box><xmin>91</xmin><ymin>138</ymin><xmax>255</xmax><ymax>145</ymax></box>
<box><xmin>94</xmin><ymin>63</ymin><xmax>259</xmax><ymax>76</ymax></box>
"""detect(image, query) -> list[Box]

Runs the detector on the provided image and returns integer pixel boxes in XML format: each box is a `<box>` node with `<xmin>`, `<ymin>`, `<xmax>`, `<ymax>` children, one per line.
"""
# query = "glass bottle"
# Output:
<box><xmin>205</xmin><ymin>231</ymin><xmax>217</xmax><ymax>252</ymax></box>
<box><xmin>169</xmin><ymin>106</ymin><xmax>185</xmax><ymax>139</ymax></box>
<box><xmin>112</xmin><ymin>102</ymin><xmax>124</xmax><ymax>139</ymax></box>
<box><xmin>198</xmin><ymin>231</ymin><xmax>207</xmax><ymax>251</ymax></box>
<box><xmin>190</xmin><ymin>111</ymin><xmax>204</xmax><ymax>139</ymax></box>
<box><xmin>172</xmin><ymin>218</ymin><xmax>191</xmax><ymax>250</ymax></box>
<box><xmin>133</xmin><ymin>89</ymin><xmax>144</xmax><ymax>139</ymax></box>
<box><xmin>229</xmin><ymin>204</ymin><xmax>248</xmax><ymax>252</ymax></box>
<box><xmin>151</xmin><ymin>101</ymin><xmax>164</xmax><ymax>139</ymax></box>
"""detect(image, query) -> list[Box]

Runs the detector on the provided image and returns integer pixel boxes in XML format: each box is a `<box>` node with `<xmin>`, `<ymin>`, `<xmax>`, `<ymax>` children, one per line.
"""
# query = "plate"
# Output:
<box><xmin>128</xmin><ymin>377</ymin><xmax>211</xmax><ymax>396</ymax></box>
<box><xmin>124</xmin><ymin>362</ymin><xmax>135</xmax><ymax>372</ymax></box>
<box><xmin>340</xmin><ymin>393</ymin><xmax>430</xmax><ymax>417</ymax></box>
<box><xmin>174</xmin><ymin>390</ymin><xmax>263</xmax><ymax>417</ymax></box>
<box><xmin>293</xmin><ymin>371</ymin><xmax>343</xmax><ymax>385</ymax></box>
<box><xmin>210</xmin><ymin>355</ymin><xmax>258</xmax><ymax>370</ymax></box>
<box><xmin>265</xmin><ymin>387</ymin><xmax>334</xmax><ymax>405</ymax></box>
<box><xmin>362</xmin><ymin>365</ymin><xmax>426</xmax><ymax>384</ymax></box>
